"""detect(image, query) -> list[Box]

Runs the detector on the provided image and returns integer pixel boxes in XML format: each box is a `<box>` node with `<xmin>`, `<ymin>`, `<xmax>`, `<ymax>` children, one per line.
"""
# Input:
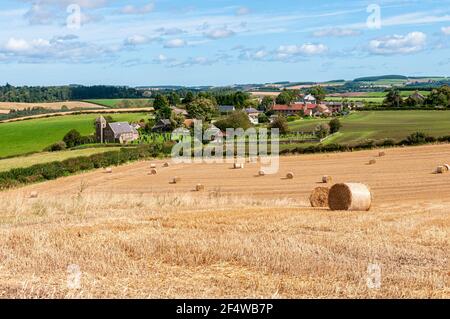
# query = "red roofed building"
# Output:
<box><xmin>272</xmin><ymin>103</ymin><xmax>321</xmax><ymax>116</ymax></box>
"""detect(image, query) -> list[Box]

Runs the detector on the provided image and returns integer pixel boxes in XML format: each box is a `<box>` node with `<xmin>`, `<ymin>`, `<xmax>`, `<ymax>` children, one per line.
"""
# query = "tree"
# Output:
<box><xmin>276</xmin><ymin>90</ymin><xmax>298</xmax><ymax>105</ymax></box>
<box><xmin>315</xmin><ymin>123</ymin><xmax>330</xmax><ymax>139</ymax></box>
<box><xmin>329</xmin><ymin>118</ymin><xmax>342</xmax><ymax>134</ymax></box>
<box><xmin>186</xmin><ymin>97</ymin><xmax>218</xmax><ymax>121</ymax></box>
<box><xmin>258</xmin><ymin>113</ymin><xmax>270</xmax><ymax>123</ymax></box>
<box><xmin>63</xmin><ymin>129</ymin><xmax>82</xmax><ymax>148</ymax></box>
<box><xmin>383</xmin><ymin>89</ymin><xmax>403</xmax><ymax>108</ymax></box>
<box><xmin>260</xmin><ymin>96</ymin><xmax>275</xmax><ymax>111</ymax></box>
<box><xmin>307</xmin><ymin>86</ymin><xmax>327</xmax><ymax>103</ymax></box>
<box><xmin>153</xmin><ymin>94</ymin><xmax>169</xmax><ymax>110</ymax></box>
<box><xmin>270</xmin><ymin>116</ymin><xmax>289</xmax><ymax>135</ymax></box>
<box><xmin>183</xmin><ymin>91</ymin><xmax>195</xmax><ymax>104</ymax></box>
<box><xmin>169</xmin><ymin>111</ymin><xmax>185</xmax><ymax>129</ymax></box>
<box><xmin>425</xmin><ymin>85</ymin><xmax>450</xmax><ymax>107</ymax></box>
<box><xmin>168</xmin><ymin>92</ymin><xmax>180</xmax><ymax>106</ymax></box>
<box><xmin>155</xmin><ymin>105</ymin><xmax>172</xmax><ymax>121</ymax></box>
<box><xmin>214</xmin><ymin>111</ymin><xmax>253</xmax><ymax>131</ymax></box>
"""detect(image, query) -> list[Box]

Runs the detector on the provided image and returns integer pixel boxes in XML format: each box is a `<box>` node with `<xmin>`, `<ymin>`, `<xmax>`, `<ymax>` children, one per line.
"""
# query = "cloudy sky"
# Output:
<box><xmin>0</xmin><ymin>0</ymin><xmax>449</xmax><ymax>86</ymax></box>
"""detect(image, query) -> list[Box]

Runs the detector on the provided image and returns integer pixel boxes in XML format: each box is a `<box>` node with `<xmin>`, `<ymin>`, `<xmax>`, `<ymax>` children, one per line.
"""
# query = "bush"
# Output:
<box><xmin>329</xmin><ymin>118</ymin><xmax>342</xmax><ymax>134</ymax></box>
<box><xmin>63</xmin><ymin>129</ymin><xmax>82</xmax><ymax>148</ymax></box>
<box><xmin>45</xmin><ymin>141</ymin><xmax>67</xmax><ymax>152</ymax></box>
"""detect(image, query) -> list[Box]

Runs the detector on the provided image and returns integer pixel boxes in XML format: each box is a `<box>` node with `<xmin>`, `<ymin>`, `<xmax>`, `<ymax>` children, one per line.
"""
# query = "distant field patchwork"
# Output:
<box><xmin>85</xmin><ymin>99</ymin><xmax>153</xmax><ymax>108</ymax></box>
<box><xmin>0</xmin><ymin>113</ymin><xmax>148</xmax><ymax>158</ymax></box>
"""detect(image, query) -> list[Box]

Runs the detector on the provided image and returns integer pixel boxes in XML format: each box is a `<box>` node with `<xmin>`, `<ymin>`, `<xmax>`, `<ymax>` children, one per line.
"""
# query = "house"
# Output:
<box><xmin>324</xmin><ymin>101</ymin><xmax>344</xmax><ymax>113</ymax></box>
<box><xmin>245</xmin><ymin>108</ymin><xmax>261</xmax><ymax>124</ymax></box>
<box><xmin>303</xmin><ymin>94</ymin><xmax>317</xmax><ymax>104</ymax></box>
<box><xmin>96</xmin><ymin>116</ymin><xmax>139</xmax><ymax>144</ymax></box>
<box><xmin>408</xmin><ymin>91</ymin><xmax>426</xmax><ymax>101</ymax></box>
<box><xmin>172</xmin><ymin>106</ymin><xmax>188</xmax><ymax>117</ymax></box>
<box><xmin>152</xmin><ymin>119</ymin><xmax>172</xmax><ymax>132</ymax></box>
<box><xmin>315</xmin><ymin>104</ymin><xmax>332</xmax><ymax>117</ymax></box>
<box><xmin>219</xmin><ymin>105</ymin><xmax>236</xmax><ymax>114</ymax></box>
<box><xmin>272</xmin><ymin>104</ymin><xmax>304</xmax><ymax>115</ymax></box>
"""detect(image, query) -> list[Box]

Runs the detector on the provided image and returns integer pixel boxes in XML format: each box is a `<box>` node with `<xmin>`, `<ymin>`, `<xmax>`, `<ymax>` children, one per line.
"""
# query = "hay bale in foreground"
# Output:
<box><xmin>286</xmin><ymin>172</ymin><xmax>294</xmax><ymax>179</ymax></box>
<box><xmin>150</xmin><ymin>168</ymin><xmax>158</xmax><ymax>175</ymax></box>
<box><xmin>309</xmin><ymin>187</ymin><xmax>330</xmax><ymax>208</ymax></box>
<box><xmin>322</xmin><ymin>175</ymin><xmax>332</xmax><ymax>183</ymax></box>
<box><xmin>258</xmin><ymin>170</ymin><xmax>266</xmax><ymax>176</ymax></box>
<box><xmin>328</xmin><ymin>183</ymin><xmax>372</xmax><ymax>211</ymax></box>
<box><xmin>163</xmin><ymin>162</ymin><xmax>170</xmax><ymax>167</ymax></box>
<box><xmin>195</xmin><ymin>184</ymin><xmax>205</xmax><ymax>191</ymax></box>
<box><xmin>30</xmin><ymin>191</ymin><xmax>38</xmax><ymax>199</ymax></box>
<box><xmin>378</xmin><ymin>151</ymin><xmax>386</xmax><ymax>157</ymax></box>
<box><xmin>444</xmin><ymin>164</ymin><xmax>450</xmax><ymax>171</ymax></box>
<box><xmin>150</xmin><ymin>163</ymin><xmax>157</xmax><ymax>169</ymax></box>
<box><xmin>369</xmin><ymin>159</ymin><xmax>376</xmax><ymax>165</ymax></box>
<box><xmin>234</xmin><ymin>163</ymin><xmax>244</xmax><ymax>169</ymax></box>
<box><xmin>436</xmin><ymin>166</ymin><xmax>448</xmax><ymax>174</ymax></box>
<box><xmin>172</xmin><ymin>177</ymin><xmax>181</xmax><ymax>184</ymax></box>
<box><xmin>105</xmin><ymin>167</ymin><xmax>113</xmax><ymax>174</ymax></box>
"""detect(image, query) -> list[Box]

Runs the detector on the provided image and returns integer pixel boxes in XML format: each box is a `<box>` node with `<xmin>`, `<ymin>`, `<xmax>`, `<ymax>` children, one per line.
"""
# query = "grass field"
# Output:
<box><xmin>1</xmin><ymin>144</ymin><xmax>448</xmax><ymax>298</ymax></box>
<box><xmin>0</xmin><ymin>147</ymin><xmax>122</xmax><ymax>172</ymax></box>
<box><xmin>288</xmin><ymin>110</ymin><xmax>450</xmax><ymax>144</ymax></box>
<box><xmin>84</xmin><ymin>99</ymin><xmax>152</xmax><ymax>108</ymax></box>
<box><xmin>0</xmin><ymin>113</ymin><xmax>148</xmax><ymax>158</ymax></box>
<box><xmin>325</xmin><ymin>90</ymin><xmax>431</xmax><ymax>103</ymax></box>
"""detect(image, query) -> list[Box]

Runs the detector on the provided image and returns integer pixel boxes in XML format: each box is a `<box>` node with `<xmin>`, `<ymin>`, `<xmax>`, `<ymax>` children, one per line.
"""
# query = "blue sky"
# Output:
<box><xmin>0</xmin><ymin>0</ymin><xmax>449</xmax><ymax>86</ymax></box>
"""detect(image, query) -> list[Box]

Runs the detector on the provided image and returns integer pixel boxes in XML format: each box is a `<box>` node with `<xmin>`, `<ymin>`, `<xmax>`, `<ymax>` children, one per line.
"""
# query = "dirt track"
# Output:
<box><xmin>10</xmin><ymin>144</ymin><xmax>450</xmax><ymax>208</ymax></box>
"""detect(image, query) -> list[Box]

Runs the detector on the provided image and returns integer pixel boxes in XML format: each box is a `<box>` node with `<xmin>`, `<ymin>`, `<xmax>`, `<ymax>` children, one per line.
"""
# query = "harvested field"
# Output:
<box><xmin>0</xmin><ymin>101</ymin><xmax>102</xmax><ymax>111</ymax></box>
<box><xmin>1</xmin><ymin>144</ymin><xmax>449</xmax><ymax>298</ymax></box>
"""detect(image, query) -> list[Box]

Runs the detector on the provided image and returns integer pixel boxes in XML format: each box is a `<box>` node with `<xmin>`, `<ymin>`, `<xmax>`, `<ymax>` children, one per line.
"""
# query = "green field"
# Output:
<box><xmin>325</xmin><ymin>90</ymin><xmax>431</xmax><ymax>103</ymax></box>
<box><xmin>288</xmin><ymin>110</ymin><xmax>450</xmax><ymax>144</ymax></box>
<box><xmin>0</xmin><ymin>113</ymin><xmax>148</xmax><ymax>158</ymax></box>
<box><xmin>0</xmin><ymin>147</ymin><xmax>122</xmax><ymax>172</ymax></box>
<box><xmin>85</xmin><ymin>99</ymin><xmax>153</xmax><ymax>108</ymax></box>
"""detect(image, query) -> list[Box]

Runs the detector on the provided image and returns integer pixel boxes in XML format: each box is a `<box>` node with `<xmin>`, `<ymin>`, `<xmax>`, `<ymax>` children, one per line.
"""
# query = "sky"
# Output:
<box><xmin>0</xmin><ymin>0</ymin><xmax>449</xmax><ymax>86</ymax></box>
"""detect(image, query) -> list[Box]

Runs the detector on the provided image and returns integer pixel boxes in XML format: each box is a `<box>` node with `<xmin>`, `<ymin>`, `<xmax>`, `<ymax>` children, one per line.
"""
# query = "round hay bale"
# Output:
<box><xmin>378</xmin><ymin>151</ymin><xmax>386</xmax><ymax>157</ymax></box>
<box><xmin>234</xmin><ymin>163</ymin><xmax>244</xmax><ymax>169</ymax></box>
<box><xmin>195</xmin><ymin>184</ymin><xmax>205</xmax><ymax>191</ymax></box>
<box><xmin>150</xmin><ymin>168</ymin><xmax>158</xmax><ymax>175</ymax></box>
<box><xmin>369</xmin><ymin>159</ymin><xmax>376</xmax><ymax>165</ymax></box>
<box><xmin>286</xmin><ymin>172</ymin><xmax>294</xmax><ymax>179</ymax></box>
<box><xmin>328</xmin><ymin>183</ymin><xmax>372</xmax><ymax>211</ymax></box>
<box><xmin>150</xmin><ymin>163</ymin><xmax>157</xmax><ymax>169</ymax></box>
<box><xmin>436</xmin><ymin>166</ymin><xmax>447</xmax><ymax>174</ymax></box>
<box><xmin>259</xmin><ymin>170</ymin><xmax>266</xmax><ymax>176</ymax></box>
<box><xmin>30</xmin><ymin>191</ymin><xmax>38</xmax><ymax>199</ymax></box>
<box><xmin>163</xmin><ymin>162</ymin><xmax>170</xmax><ymax>167</ymax></box>
<box><xmin>322</xmin><ymin>175</ymin><xmax>333</xmax><ymax>183</ymax></box>
<box><xmin>172</xmin><ymin>177</ymin><xmax>181</xmax><ymax>184</ymax></box>
<box><xmin>444</xmin><ymin>164</ymin><xmax>450</xmax><ymax>171</ymax></box>
<box><xmin>105</xmin><ymin>167</ymin><xmax>113</xmax><ymax>174</ymax></box>
<box><xmin>309</xmin><ymin>187</ymin><xmax>330</xmax><ymax>208</ymax></box>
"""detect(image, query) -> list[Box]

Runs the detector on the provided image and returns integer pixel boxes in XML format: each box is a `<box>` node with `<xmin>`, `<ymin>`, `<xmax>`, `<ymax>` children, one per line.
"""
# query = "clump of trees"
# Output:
<box><xmin>214</xmin><ymin>111</ymin><xmax>252</xmax><ymax>131</ymax></box>
<box><xmin>383</xmin><ymin>85</ymin><xmax>450</xmax><ymax>108</ymax></box>
<box><xmin>186</xmin><ymin>97</ymin><xmax>218</xmax><ymax>122</ymax></box>
<box><xmin>269</xmin><ymin>116</ymin><xmax>289</xmax><ymax>135</ymax></box>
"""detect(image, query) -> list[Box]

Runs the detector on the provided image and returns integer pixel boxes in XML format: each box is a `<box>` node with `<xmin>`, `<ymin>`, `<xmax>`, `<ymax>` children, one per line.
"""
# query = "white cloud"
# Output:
<box><xmin>368</xmin><ymin>31</ymin><xmax>426</xmax><ymax>55</ymax></box>
<box><xmin>5</xmin><ymin>38</ymin><xmax>50</xmax><ymax>52</ymax></box>
<box><xmin>120</xmin><ymin>3</ymin><xmax>154</xmax><ymax>15</ymax></box>
<box><xmin>236</xmin><ymin>7</ymin><xmax>250</xmax><ymax>16</ymax></box>
<box><xmin>442</xmin><ymin>26</ymin><xmax>450</xmax><ymax>35</ymax></box>
<box><xmin>163</xmin><ymin>38</ymin><xmax>187</xmax><ymax>48</ymax></box>
<box><xmin>155</xmin><ymin>27</ymin><xmax>185</xmax><ymax>36</ymax></box>
<box><xmin>204</xmin><ymin>27</ymin><xmax>235</xmax><ymax>39</ymax></box>
<box><xmin>124</xmin><ymin>35</ymin><xmax>153</xmax><ymax>46</ymax></box>
<box><xmin>313</xmin><ymin>28</ymin><xmax>361</xmax><ymax>37</ymax></box>
<box><xmin>277</xmin><ymin>43</ymin><xmax>328</xmax><ymax>58</ymax></box>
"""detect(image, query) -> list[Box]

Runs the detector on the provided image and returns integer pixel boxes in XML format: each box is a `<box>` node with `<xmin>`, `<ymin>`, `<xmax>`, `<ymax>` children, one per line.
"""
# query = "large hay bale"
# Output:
<box><xmin>163</xmin><ymin>162</ymin><xmax>170</xmax><ymax>167</ymax></box>
<box><xmin>150</xmin><ymin>168</ymin><xmax>158</xmax><ymax>175</ymax></box>
<box><xmin>30</xmin><ymin>191</ymin><xmax>38</xmax><ymax>199</ymax></box>
<box><xmin>234</xmin><ymin>163</ymin><xmax>244</xmax><ymax>169</ymax></box>
<box><xmin>309</xmin><ymin>187</ymin><xmax>330</xmax><ymax>208</ymax></box>
<box><xmin>172</xmin><ymin>177</ymin><xmax>181</xmax><ymax>184</ymax></box>
<box><xmin>369</xmin><ymin>159</ymin><xmax>376</xmax><ymax>165</ymax></box>
<box><xmin>195</xmin><ymin>184</ymin><xmax>205</xmax><ymax>191</ymax></box>
<box><xmin>322</xmin><ymin>175</ymin><xmax>333</xmax><ymax>183</ymax></box>
<box><xmin>258</xmin><ymin>170</ymin><xmax>266</xmax><ymax>176</ymax></box>
<box><xmin>105</xmin><ymin>167</ymin><xmax>113</xmax><ymax>174</ymax></box>
<box><xmin>286</xmin><ymin>172</ymin><xmax>294</xmax><ymax>179</ymax></box>
<box><xmin>328</xmin><ymin>183</ymin><xmax>372</xmax><ymax>211</ymax></box>
<box><xmin>436</xmin><ymin>166</ymin><xmax>447</xmax><ymax>174</ymax></box>
<box><xmin>150</xmin><ymin>163</ymin><xmax>157</xmax><ymax>169</ymax></box>
<box><xmin>378</xmin><ymin>151</ymin><xmax>386</xmax><ymax>157</ymax></box>
<box><xmin>444</xmin><ymin>164</ymin><xmax>450</xmax><ymax>171</ymax></box>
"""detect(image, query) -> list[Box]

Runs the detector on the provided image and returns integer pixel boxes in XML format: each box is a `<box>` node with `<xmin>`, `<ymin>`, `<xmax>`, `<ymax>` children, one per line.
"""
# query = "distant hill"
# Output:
<box><xmin>353</xmin><ymin>75</ymin><xmax>408</xmax><ymax>82</ymax></box>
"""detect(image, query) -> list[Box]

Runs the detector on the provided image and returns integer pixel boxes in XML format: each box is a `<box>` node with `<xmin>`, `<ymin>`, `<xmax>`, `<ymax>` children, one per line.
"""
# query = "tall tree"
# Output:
<box><xmin>383</xmin><ymin>89</ymin><xmax>403</xmax><ymax>107</ymax></box>
<box><xmin>186</xmin><ymin>97</ymin><xmax>218</xmax><ymax>121</ymax></box>
<box><xmin>307</xmin><ymin>86</ymin><xmax>327</xmax><ymax>103</ymax></box>
<box><xmin>153</xmin><ymin>94</ymin><xmax>169</xmax><ymax>110</ymax></box>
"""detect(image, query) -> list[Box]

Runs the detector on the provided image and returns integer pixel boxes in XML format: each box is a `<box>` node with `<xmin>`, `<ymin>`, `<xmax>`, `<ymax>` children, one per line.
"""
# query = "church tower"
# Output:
<box><xmin>96</xmin><ymin>116</ymin><xmax>107</xmax><ymax>143</ymax></box>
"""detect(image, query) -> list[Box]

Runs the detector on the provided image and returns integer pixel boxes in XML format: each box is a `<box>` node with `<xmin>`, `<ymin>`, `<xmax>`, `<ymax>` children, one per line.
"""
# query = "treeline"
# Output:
<box><xmin>0</xmin><ymin>143</ymin><xmax>173</xmax><ymax>190</ymax></box>
<box><xmin>383</xmin><ymin>85</ymin><xmax>450</xmax><ymax>108</ymax></box>
<box><xmin>0</xmin><ymin>84</ymin><xmax>142</xmax><ymax>103</ymax></box>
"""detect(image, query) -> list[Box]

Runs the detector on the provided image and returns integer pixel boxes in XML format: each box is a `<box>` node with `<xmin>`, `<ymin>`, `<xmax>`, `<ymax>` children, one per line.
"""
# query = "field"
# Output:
<box><xmin>1</xmin><ymin>144</ymin><xmax>448</xmax><ymax>298</ymax></box>
<box><xmin>0</xmin><ymin>101</ymin><xmax>102</xmax><ymax>111</ymax></box>
<box><xmin>325</xmin><ymin>90</ymin><xmax>431</xmax><ymax>103</ymax></box>
<box><xmin>84</xmin><ymin>99</ymin><xmax>152</xmax><ymax>108</ymax></box>
<box><xmin>0</xmin><ymin>113</ymin><xmax>148</xmax><ymax>158</ymax></box>
<box><xmin>0</xmin><ymin>147</ymin><xmax>122</xmax><ymax>172</ymax></box>
<box><xmin>288</xmin><ymin>111</ymin><xmax>450</xmax><ymax>144</ymax></box>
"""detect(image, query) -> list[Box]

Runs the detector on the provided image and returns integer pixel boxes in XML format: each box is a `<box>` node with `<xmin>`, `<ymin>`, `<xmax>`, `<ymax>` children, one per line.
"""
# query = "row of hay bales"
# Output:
<box><xmin>310</xmin><ymin>183</ymin><xmax>372</xmax><ymax>211</ymax></box>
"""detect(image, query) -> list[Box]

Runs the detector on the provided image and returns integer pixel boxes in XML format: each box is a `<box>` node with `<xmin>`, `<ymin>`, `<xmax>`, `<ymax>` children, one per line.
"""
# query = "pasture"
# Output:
<box><xmin>0</xmin><ymin>113</ymin><xmax>148</xmax><ymax>158</ymax></box>
<box><xmin>288</xmin><ymin>110</ymin><xmax>450</xmax><ymax>144</ymax></box>
<box><xmin>1</xmin><ymin>144</ymin><xmax>448</xmax><ymax>298</ymax></box>
<box><xmin>85</xmin><ymin>99</ymin><xmax>152</xmax><ymax>108</ymax></box>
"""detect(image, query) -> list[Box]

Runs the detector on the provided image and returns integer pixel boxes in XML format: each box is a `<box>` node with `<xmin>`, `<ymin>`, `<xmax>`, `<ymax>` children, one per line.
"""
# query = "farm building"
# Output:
<box><xmin>152</xmin><ymin>119</ymin><xmax>173</xmax><ymax>132</ymax></box>
<box><xmin>219</xmin><ymin>105</ymin><xmax>236</xmax><ymax>114</ymax></box>
<box><xmin>95</xmin><ymin>116</ymin><xmax>139</xmax><ymax>144</ymax></box>
<box><xmin>245</xmin><ymin>108</ymin><xmax>261</xmax><ymax>124</ymax></box>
